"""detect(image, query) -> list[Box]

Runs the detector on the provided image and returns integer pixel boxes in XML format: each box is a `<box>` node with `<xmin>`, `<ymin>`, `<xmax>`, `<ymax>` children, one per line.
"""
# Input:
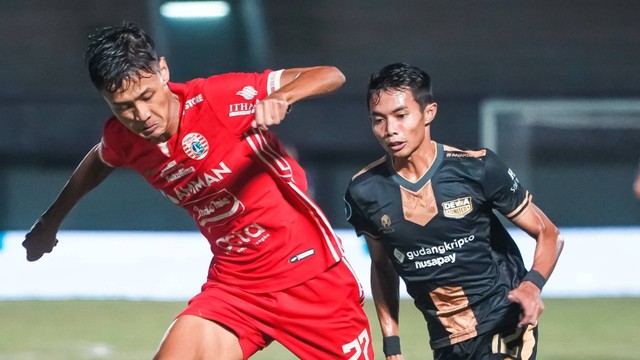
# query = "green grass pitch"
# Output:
<box><xmin>1</xmin><ymin>298</ymin><xmax>638</xmax><ymax>359</ymax></box>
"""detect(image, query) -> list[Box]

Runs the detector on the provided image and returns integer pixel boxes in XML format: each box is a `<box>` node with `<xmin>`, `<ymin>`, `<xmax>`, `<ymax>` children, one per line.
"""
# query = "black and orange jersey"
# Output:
<box><xmin>344</xmin><ymin>142</ymin><xmax>531</xmax><ymax>349</ymax></box>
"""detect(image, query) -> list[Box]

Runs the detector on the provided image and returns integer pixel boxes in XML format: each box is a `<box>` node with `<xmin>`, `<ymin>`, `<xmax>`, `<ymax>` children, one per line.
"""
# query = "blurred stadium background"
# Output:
<box><xmin>1</xmin><ymin>0</ymin><xmax>640</xmax><ymax>359</ymax></box>
<box><xmin>3</xmin><ymin>0</ymin><xmax>640</xmax><ymax>231</ymax></box>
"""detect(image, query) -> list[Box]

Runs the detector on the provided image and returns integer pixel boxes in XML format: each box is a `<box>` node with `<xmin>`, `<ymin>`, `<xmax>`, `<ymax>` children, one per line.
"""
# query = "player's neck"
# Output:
<box><xmin>168</xmin><ymin>92</ymin><xmax>181</xmax><ymax>136</ymax></box>
<box><xmin>155</xmin><ymin>93</ymin><xmax>181</xmax><ymax>144</ymax></box>
<box><xmin>393</xmin><ymin>140</ymin><xmax>437</xmax><ymax>182</ymax></box>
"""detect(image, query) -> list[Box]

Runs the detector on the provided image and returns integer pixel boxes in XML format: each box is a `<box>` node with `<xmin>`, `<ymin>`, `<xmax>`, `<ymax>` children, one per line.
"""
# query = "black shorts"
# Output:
<box><xmin>433</xmin><ymin>323</ymin><xmax>538</xmax><ymax>360</ymax></box>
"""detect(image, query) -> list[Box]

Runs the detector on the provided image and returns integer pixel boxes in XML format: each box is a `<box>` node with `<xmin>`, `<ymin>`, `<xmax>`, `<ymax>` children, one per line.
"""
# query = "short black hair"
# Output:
<box><xmin>84</xmin><ymin>21</ymin><xmax>159</xmax><ymax>93</ymax></box>
<box><xmin>367</xmin><ymin>63</ymin><xmax>435</xmax><ymax>111</ymax></box>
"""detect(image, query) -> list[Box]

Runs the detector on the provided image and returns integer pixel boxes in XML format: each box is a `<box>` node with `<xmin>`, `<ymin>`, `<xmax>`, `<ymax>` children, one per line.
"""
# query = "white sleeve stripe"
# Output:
<box><xmin>246</xmin><ymin>128</ymin><xmax>342</xmax><ymax>262</ymax></box>
<box><xmin>267</xmin><ymin>69</ymin><xmax>284</xmax><ymax>95</ymax></box>
<box><xmin>96</xmin><ymin>140</ymin><xmax>116</xmax><ymax>168</ymax></box>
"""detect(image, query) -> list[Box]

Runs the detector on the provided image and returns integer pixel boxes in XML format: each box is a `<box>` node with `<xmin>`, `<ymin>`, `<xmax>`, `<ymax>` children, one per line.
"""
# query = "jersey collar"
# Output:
<box><xmin>387</xmin><ymin>142</ymin><xmax>444</xmax><ymax>191</ymax></box>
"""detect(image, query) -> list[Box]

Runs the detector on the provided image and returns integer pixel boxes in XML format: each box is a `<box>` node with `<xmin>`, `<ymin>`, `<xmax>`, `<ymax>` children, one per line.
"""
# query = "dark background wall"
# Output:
<box><xmin>1</xmin><ymin>0</ymin><xmax>639</xmax><ymax>231</ymax></box>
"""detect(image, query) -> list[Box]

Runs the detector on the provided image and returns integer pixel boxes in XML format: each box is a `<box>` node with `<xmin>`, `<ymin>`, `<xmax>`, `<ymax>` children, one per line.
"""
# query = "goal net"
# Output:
<box><xmin>480</xmin><ymin>99</ymin><xmax>640</xmax><ymax>227</ymax></box>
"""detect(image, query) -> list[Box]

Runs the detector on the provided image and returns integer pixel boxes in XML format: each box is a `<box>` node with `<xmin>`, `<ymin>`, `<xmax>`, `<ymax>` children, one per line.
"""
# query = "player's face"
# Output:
<box><xmin>370</xmin><ymin>89</ymin><xmax>437</xmax><ymax>159</ymax></box>
<box><xmin>102</xmin><ymin>58</ymin><xmax>178</xmax><ymax>144</ymax></box>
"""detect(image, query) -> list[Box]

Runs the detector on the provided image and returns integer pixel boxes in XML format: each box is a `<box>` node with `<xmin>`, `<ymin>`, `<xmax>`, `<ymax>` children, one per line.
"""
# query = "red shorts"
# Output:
<box><xmin>179</xmin><ymin>259</ymin><xmax>374</xmax><ymax>359</ymax></box>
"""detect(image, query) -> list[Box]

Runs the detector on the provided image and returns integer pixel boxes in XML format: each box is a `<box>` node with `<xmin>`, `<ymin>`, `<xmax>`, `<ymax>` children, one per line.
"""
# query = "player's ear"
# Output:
<box><xmin>424</xmin><ymin>102</ymin><xmax>437</xmax><ymax>126</ymax></box>
<box><xmin>159</xmin><ymin>57</ymin><xmax>170</xmax><ymax>85</ymax></box>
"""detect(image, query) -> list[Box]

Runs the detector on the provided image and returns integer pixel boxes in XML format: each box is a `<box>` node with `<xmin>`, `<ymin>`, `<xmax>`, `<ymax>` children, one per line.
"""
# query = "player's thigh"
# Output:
<box><xmin>277</xmin><ymin>261</ymin><xmax>373</xmax><ymax>359</ymax></box>
<box><xmin>154</xmin><ymin>315</ymin><xmax>243</xmax><ymax>360</ymax></box>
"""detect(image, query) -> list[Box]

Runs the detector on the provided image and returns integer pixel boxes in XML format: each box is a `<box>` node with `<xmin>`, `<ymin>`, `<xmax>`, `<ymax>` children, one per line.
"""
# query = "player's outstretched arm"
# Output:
<box><xmin>508</xmin><ymin>203</ymin><xmax>564</xmax><ymax>327</ymax></box>
<box><xmin>251</xmin><ymin>66</ymin><xmax>345</xmax><ymax>129</ymax></box>
<box><xmin>23</xmin><ymin>144</ymin><xmax>114</xmax><ymax>261</ymax></box>
<box><xmin>365</xmin><ymin>235</ymin><xmax>404</xmax><ymax>360</ymax></box>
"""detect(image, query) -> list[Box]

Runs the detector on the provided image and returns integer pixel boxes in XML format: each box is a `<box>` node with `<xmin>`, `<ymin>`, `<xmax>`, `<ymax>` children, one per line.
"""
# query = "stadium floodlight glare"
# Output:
<box><xmin>160</xmin><ymin>1</ymin><xmax>231</xmax><ymax>19</ymax></box>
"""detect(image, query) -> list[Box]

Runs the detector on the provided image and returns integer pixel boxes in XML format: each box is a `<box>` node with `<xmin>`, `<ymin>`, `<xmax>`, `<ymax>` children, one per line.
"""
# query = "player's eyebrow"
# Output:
<box><xmin>111</xmin><ymin>88</ymin><xmax>154</xmax><ymax>105</ymax></box>
<box><xmin>370</xmin><ymin>105</ymin><xmax>408</xmax><ymax>117</ymax></box>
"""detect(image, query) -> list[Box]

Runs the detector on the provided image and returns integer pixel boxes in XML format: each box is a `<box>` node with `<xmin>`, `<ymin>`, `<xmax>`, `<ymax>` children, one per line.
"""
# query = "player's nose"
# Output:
<box><xmin>134</xmin><ymin>104</ymin><xmax>152</xmax><ymax>121</ymax></box>
<box><xmin>385</xmin><ymin>118</ymin><xmax>399</xmax><ymax>136</ymax></box>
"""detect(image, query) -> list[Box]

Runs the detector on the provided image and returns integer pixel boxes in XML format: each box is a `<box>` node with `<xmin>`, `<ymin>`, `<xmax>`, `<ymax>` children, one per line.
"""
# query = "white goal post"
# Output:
<box><xmin>481</xmin><ymin>99</ymin><xmax>640</xmax><ymax>152</ymax></box>
<box><xmin>479</xmin><ymin>98</ymin><xmax>640</xmax><ymax>227</ymax></box>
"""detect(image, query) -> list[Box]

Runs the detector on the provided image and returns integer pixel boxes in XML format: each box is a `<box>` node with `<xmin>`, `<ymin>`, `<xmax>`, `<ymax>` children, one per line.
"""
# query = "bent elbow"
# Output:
<box><xmin>325</xmin><ymin>66</ymin><xmax>346</xmax><ymax>88</ymax></box>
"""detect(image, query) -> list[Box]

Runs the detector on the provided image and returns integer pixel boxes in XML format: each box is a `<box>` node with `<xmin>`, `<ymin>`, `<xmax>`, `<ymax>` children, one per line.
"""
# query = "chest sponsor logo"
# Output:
<box><xmin>229</xmin><ymin>102</ymin><xmax>256</xmax><ymax>117</ymax></box>
<box><xmin>442</xmin><ymin>196</ymin><xmax>473</xmax><ymax>219</ymax></box>
<box><xmin>394</xmin><ymin>235</ymin><xmax>474</xmax><ymax>268</ymax></box>
<box><xmin>160</xmin><ymin>160</ymin><xmax>195</xmax><ymax>182</ymax></box>
<box><xmin>190</xmin><ymin>189</ymin><xmax>245</xmax><ymax>228</ymax></box>
<box><xmin>414</xmin><ymin>254</ymin><xmax>456</xmax><ymax>269</ymax></box>
<box><xmin>182</xmin><ymin>133</ymin><xmax>209</xmax><ymax>160</ymax></box>
<box><xmin>215</xmin><ymin>223</ymin><xmax>270</xmax><ymax>253</ymax></box>
<box><xmin>236</xmin><ymin>86</ymin><xmax>258</xmax><ymax>100</ymax></box>
<box><xmin>163</xmin><ymin>162</ymin><xmax>232</xmax><ymax>203</ymax></box>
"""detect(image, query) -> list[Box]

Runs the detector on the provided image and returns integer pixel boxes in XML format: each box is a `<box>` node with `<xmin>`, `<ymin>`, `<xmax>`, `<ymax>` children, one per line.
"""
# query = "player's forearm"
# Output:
<box><xmin>41</xmin><ymin>145</ymin><xmax>113</xmax><ymax>226</ymax></box>
<box><xmin>513</xmin><ymin>203</ymin><xmax>564</xmax><ymax>283</ymax></box>
<box><xmin>275</xmin><ymin>66</ymin><xmax>345</xmax><ymax>104</ymax></box>
<box><xmin>523</xmin><ymin>204</ymin><xmax>563</xmax><ymax>282</ymax></box>
<box><xmin>371</xmin><ymin>263</ymin><xmax>401</xmax><ymax>336</ymax></box>
<box><xmin>530</xmin><ymin>220</ymin><xmax>563</xmax><ymax>281</ymax></box>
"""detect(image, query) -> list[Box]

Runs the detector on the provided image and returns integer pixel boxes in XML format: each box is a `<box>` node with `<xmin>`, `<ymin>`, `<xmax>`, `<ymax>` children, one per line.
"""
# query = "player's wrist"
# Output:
<box><xmin>383</xmin><ymin>335</ymin><xmax>401</xmax><ymax>357</ymax></box>
<box><xmin>522</xmin><ymin>269</ymin><xmax>546</xmax><ymax>290</ymax></box>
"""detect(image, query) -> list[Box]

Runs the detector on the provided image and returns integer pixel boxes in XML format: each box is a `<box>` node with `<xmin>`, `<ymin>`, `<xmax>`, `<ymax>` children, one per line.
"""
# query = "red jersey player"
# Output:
<box><xmin>22</xmin><ymin>22</ymin><xmax>374</xmax><ymax>359</ymax></box>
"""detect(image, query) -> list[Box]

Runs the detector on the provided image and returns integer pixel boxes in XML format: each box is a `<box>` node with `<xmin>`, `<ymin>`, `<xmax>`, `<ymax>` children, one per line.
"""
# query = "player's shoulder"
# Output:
<box><xmin>347</xmin><ymin>156</ymin><xmax>391</xmax><ymax>199</ymax></box>
<box><xmin>441</xmin><ymin>144</ymin><xmax>492</xmax><ymax>160</ymax></box>
<box><xmin>441</xmin><ymin>144</ymin><xmax>507</xmax><ymax>178</ymax></box>
<box><xmin>202</xmin><ymin>70</ymin><xmax>272</xmax><ymax>86</ymax></box>
<box><xmin>350</xmin><ymin>156</ymin><xmax>389</xmax><ymax>182</ymax></box>
<box><xmin>193</xmin><ymin>71</ymin><xmax>272</xmax><ymax>102</ymax></box>
<box><xmin>178</xmin><ymin>74</ymin><xmax>244</xmax><ymax>95</ymax></box>
<box><xmin>103</xmin><ymin>116</ymin><xmax>127</xmax><ymax>137</ymax></box>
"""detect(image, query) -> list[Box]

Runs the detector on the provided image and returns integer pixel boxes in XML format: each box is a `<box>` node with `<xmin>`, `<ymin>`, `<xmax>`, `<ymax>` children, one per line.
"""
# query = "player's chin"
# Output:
<box><xmin>387</xmin><ymin>147</ymin><xmax>410</xmax><ymax>158</ymax></box>
<box><xmin>142</xmin><ymin>130</ymin><xmax>165</xmax><ymax>143</ymax></box>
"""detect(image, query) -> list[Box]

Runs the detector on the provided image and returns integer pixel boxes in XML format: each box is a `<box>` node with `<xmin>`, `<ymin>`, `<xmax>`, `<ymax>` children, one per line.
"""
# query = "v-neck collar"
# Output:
<box><xmin>387</xmin><ymin>142</ymin><xmax>444</xmax><ymax>191</ymax></box>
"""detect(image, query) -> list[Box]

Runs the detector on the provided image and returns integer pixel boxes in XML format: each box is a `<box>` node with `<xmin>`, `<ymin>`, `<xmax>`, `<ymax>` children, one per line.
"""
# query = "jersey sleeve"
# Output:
<box><xmin>344</xmin><ymin>184</ymin><xmax>381</xmax><ymax>239</ymax></box>
<box><xmin>481</xmin><ymin>149</ymin><xmax>532</xmax><ymax>222</ymax></box>
<box><xmin>97</xmin><ymin>117</ymin><xmax>126</xmax><ymax>168</ymax></box>
<box><xmin>201</xmin><ymin>69</ymin><xmax>283</xmax><ymax>135</ymax></box>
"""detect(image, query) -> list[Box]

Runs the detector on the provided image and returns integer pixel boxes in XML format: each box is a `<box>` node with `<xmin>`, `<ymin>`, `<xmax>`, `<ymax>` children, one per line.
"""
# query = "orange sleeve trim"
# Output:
<box><xmin>352</xmin><ymin>156</ymin><xmax>386</xmax><ymax>180</ymax></box>
<box><xmin>506</xmin><ymin>191</ymin><xmax>532</xmax><ymax>220</ymax></box>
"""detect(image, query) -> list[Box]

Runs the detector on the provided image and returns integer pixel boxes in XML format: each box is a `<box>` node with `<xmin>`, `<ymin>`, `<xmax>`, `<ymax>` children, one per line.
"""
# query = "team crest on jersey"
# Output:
<box><xmin>182</xmin><ymin>133</ymin><xmax>209</xmax><ymax>160</ymax></box>
<box><xmin>442</xmin><ymin>196</ymin><xmax>473</xmax><ymax>219</ymax></box>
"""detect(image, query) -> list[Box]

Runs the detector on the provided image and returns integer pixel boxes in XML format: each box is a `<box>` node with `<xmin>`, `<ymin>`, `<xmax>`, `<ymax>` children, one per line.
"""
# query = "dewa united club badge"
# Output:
<box><xmin>182</xmin><ymin>132</ymin><xmax>209</xmax><ymax>160</ymax></box>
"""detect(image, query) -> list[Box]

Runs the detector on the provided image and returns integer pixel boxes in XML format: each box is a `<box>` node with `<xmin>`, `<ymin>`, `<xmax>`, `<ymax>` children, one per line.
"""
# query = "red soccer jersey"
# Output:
<box><xmin>98</xmin><ymin>70</ymin><xmax>344</xmax><ymax>293</ymax></box>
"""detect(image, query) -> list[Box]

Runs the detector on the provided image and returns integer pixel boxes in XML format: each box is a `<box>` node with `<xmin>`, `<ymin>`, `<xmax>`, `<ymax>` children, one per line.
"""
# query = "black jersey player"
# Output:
<box><xmin>344</xmin><ymin>63</ymin><xmax>564</xmax><ymax>360</ymax></box>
